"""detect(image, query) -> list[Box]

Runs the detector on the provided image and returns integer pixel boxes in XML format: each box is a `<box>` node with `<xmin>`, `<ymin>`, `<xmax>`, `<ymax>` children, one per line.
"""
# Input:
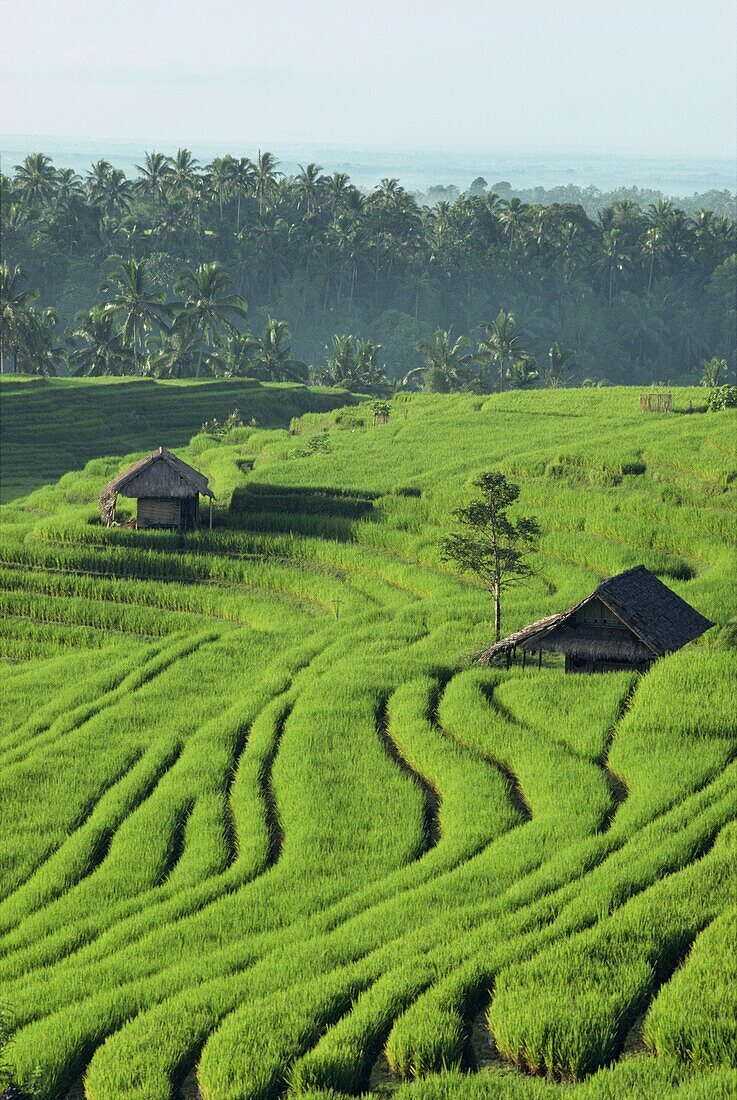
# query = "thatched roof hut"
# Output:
<box><xmin>100</xmin><ymin>447</ymin><xmax>214</xmax><ymax>531</ymax></box>
<box><xmin>479</xmin><ymin>566</ymin><xmax>713</xmax><ymax>673</ymax></box>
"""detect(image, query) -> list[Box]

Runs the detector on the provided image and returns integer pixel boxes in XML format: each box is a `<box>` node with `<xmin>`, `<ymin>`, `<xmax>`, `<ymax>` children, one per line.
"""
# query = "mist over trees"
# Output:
<box><xmin>2</xmin><ymin>151</ymin><xmax>735</xmax><ymax>386</ymax></box>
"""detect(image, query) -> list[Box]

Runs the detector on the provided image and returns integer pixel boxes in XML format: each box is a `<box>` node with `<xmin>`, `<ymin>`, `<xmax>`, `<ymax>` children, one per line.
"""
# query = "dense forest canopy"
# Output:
<box><xmin>1</xmin><ymin>150</ymin><xmax>735</xmax><ymax>388</ymax></box>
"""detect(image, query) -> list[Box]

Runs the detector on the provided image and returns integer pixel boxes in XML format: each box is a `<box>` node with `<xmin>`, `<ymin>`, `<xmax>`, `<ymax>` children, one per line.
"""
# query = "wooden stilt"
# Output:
<box><xmin>538</xmin><ymin>650</ymin><xmax>542</xmax><ymax>669</ymax></box>
<box><xmin>209</xmin><ymin>498</ymin><xmax>213</xmax><ymax>530</ymax></box>
<box><xmin>522</xmin><ymin>649</ymin><xmax>526</xmax><ymax>670</ymax></box>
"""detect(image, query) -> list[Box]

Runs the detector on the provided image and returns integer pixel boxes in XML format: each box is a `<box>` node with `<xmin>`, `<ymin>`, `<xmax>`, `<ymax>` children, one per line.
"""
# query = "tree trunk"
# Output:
<box><xmin>493</xmin><ymin>581</ymin><xmax>501</xmax><ymax>642</ymax></box>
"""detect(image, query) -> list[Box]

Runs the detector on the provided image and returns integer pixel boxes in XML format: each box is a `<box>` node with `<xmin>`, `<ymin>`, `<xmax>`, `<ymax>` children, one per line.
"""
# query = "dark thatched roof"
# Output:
<box><xmin>100</xmin><ymin>447</ymin><xmax>213</xmax><ymax>524</ymax></box>
<box><xmin>479</xmin><ymin>566</ymin><xmax>713</xmax><ymax>664</ymax></box>
<box><xmin>102</xmin><ymin>447</ymin><xmax>213</xmax><ymax>501</ymax></box>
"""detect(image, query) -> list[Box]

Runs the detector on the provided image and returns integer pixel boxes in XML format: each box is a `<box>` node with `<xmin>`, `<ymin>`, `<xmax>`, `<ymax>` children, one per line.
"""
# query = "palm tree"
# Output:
<box><xmin>13</xmin><ymin>153</ymin><xmax>58</xmax><ymax>208</ymax></box>
<box><xmin>0</xmin><ymin>262</ymin><xmax>39</xmax><ymax>374</ymax></box>
<box><xmin>498</xmin><ymin>197</ymin><xmax>526</xmax><ymax>251</ymax></box>
<box><xmin>167</xmin><ymin>149</ymin><xmax>200</xmax><ymax>203</ymax></box>
<box><xmin>253</xmin><ymin>318</ymin><xmax>306</xmax><ymax>382</ymax></box>
<box><xmin>174</xmin><ymin>262</ymin><xmax>248</xmax><ymax>377</ymax></box>
<box><xmin>323</xmin><ymin>333</ymin><xmax>356</xmax><ymax>386</ymax></box>
<box><xmin>207</xmin><ymin>156</ymin><xmax>233</xmax><ymax>224</ymax></box>
<box><xmin>86</xmin><ymin>160</ymin><xmax>114</xmax><ymax>203</ymax></box>
<box><xmin>597</xmin><ymin>229</ymin><xmax>625</xmax><ymax>308</ymax></box>
<box><xmin>54</xmin><ymin>168</ymin><xmax>84</xmax><ymax>211</ymax></box>
<box><xmin>699</xmin><ymin>356</ymin><xmax>727</xmax><ymax>387</ymax></box>
<box><xmin>647</xmin><ymin>199</ymin><xmax>675</xmax><ymax>233</ymax></box>
<box><xmin>295</xmin><ymin>163</ymin><xmax>323</xmax><ymax>214</ymax></box>
<box><xmin>400</xmin><ymin>261</ymin><xmax>435</xmax><ymax>319</ymax></box>
<box><xmin>544</xmin><ymin>343</ymin><xmax>579</xmax><ymax>388</ymax></box>
<box><xmin>354</xmin><ymin>339</ymin><xmax>387</xmax><ymax>390</ymax></box>
<box><xmin>229</xmin><ymin>157</ymin><xmax>256</xmax><ymax>231</ymax></box>
<box><xmin>115</xmin><ymin>219</ymin><xmax>147</xmax><ymax>259</ymax></box>
<box><xmin>70</xmin><ymin>305</ymin><xmax>132</xmax><ymax>376</ymax></box>
<box><xmin>254</xmin><ymin>151</ymin><xmax>280</xmax><ymax>213</ymax></box>
<box><xmin>554</xmin><ymin>221</ymin><xmax>585</xmax><ymax>285</ymax></box>
<box><xmin>641</xmin><ymin>227</ymin><xmax>662</xmax><ymax>294</ymax></box>
<box><xmin>326</xmin><ymin>171</ymin><xmax>351</xmax><ymax>214</ymax></box>
<box><xmin>251</xmin><ymin>211</ymin><xmax>290</xmax><ymax>297</ymax></box>
<box><xmin>222</xmin><ymin>331</ymin><xmax>260</xmax><ymax>377</ymax></box>
<box><xmin>616</xmin><ymin>294</ymin><xmax>666</xmax><ymax>364</ymax></box>
<box><xmin>101</xmin><ymin>259</ymin><xmax>167</xmax><ymax>374</ymax></box>
<box><xmin>377</xmin><ymin>177</ymin><xmax>402</xmax><ymax>208</ymax></box>
<box><xmin>404</xmin><ymin>328</ymin><xmax>472</xmax><ymax>391</ymax></box>
<box><xmin>524</xmin><ymin>206</ymin><xmax>548</xmax><ymax>258</ymax></box>
<box><xmin>91</xmin><ymin>167</ymin><xmax>132</xmax><ymax>219</ymax></box>
<box><xmin>476</xmin><ymin>310</ymin><xmax>522</xmax><ymax>392</ymax></box>
<box><xmin>28</xmin><ymin>308</ymin><xmax>66</xmax><ymax>376</ymax></box>
<box><xmin>135</xmin><ymin>152</ymin><xmax>171</xmax><ymax>213</ymax></box>
<box><xmin>145</xmin><ymin>326</ymin><xmax>203</xmax><ymax>378</ymax></box>
<box><xmin>323</xmin><ymin>335</ymin><xmax>386</xmax><ymax>389</ymax></box>
<box><xmin>507</xmin><ymin>353</ymin><xmax>539</xmax><ymax>390</ymax></box>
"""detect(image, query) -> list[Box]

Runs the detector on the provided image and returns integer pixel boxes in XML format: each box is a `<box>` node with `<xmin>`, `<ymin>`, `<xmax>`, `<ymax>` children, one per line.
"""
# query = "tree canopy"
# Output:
<box><xmin>2</xmin><ymin>151</ymin><xmax>735</xmax><ymax>385</ymax></box>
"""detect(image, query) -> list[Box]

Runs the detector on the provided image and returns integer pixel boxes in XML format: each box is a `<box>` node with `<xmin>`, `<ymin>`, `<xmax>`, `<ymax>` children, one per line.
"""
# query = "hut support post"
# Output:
<box><xmin>209</xmin><ymin>498</ymin><xmax>213</xmax><ymax>530</ymax></box>
<box><xmin>538</xmin><ymin>650</ymin><xmax>542</xmax><ymax>669</ymax></box>
<box><xmin>521</xmin><ymin>649</ymin><xmax>526</xmax><ymax>670</ymax></box>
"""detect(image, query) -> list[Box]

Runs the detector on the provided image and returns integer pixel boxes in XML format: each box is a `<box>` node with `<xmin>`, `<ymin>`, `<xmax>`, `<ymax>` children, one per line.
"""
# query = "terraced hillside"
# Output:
<box><xmin>0</xmin><ymin>376</ymin><xmax>359</xmax><ymax>502</ymax></box>
<box><xmin>0</xmin><ymin>387</ymin><xmax>735</xmax><ymax>1100</ymax></box>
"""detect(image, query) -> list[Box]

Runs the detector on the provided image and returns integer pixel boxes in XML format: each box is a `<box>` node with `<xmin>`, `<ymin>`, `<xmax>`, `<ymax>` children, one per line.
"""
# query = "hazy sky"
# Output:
<box><xmin>2</xmin><ymin>0</ymin><xmax>735</xmax><ymax>158</ymax></box>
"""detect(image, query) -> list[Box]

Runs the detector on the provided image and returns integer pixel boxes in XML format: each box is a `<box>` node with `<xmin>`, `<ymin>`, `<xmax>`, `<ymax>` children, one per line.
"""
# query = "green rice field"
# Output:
<box><xmin>0</xmin><ymin>383</ymin><xmax>735</xmax><ymax>1099</ymax></box>
<box><xmin>0</xmin><ymin>377</ymin><xmax>359</xmax><ymax>502</ymax></box>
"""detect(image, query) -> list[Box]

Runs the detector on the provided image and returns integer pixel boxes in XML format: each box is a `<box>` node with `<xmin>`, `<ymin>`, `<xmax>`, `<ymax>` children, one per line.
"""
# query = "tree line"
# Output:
<box><xmin>2</xmin><ymin>150</ymin><xmax>735</xmax><ymax>386</ymax></box>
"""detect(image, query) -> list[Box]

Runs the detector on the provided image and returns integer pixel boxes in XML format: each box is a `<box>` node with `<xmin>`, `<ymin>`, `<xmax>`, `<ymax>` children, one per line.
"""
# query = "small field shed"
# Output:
<box><xmin>480</xmin><ymin>566</ymin><xmax>713</xmax><ymax>673</ymax></box>
<box><xmin>100</xmin><ymin>447</ymin><xmax>214</xmax><ymax>531</ymax></box>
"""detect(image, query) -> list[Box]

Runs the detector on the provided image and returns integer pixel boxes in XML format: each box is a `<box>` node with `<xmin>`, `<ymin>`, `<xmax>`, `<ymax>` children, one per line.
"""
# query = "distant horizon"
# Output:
<box><xmin>3</xmin><ymin>132</ymin><xmax>737</xmax><ymax>165</ymax></box>
<box><xmin>3</xmin><ymin>135</ymin><xmax>735</xmax><ymax>199</ymax></box>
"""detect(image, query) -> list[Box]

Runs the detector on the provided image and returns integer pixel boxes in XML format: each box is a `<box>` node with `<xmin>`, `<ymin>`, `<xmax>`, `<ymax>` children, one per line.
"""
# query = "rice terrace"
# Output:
<box><xmin>2</xmin><ymin>2</ymin><xmax>737</xmax><ymax>1095</ymax></box>
<box><xmin>0</xmin><ymin>376</ymin><xmax>735</xmax><ymax>1100</ymax></box>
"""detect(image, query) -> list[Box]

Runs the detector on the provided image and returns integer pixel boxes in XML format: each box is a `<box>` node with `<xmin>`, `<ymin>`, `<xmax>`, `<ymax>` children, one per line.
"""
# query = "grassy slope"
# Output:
<box><xmin>0</xmin><ymin>375</ymin><xmax>360</xmax><ymax>502</ymax></box>
<box><xmin>0</xmin><ymin>386</ymin><xmax>735</xmax><ymax>1099</ymax></box>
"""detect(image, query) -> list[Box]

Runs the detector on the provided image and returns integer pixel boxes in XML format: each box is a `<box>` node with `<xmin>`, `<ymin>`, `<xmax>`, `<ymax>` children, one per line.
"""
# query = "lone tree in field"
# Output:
<box><xmin>440</xmin><ymin>471</ymin><xmax>540</xmax><ymax>642</ymax></box>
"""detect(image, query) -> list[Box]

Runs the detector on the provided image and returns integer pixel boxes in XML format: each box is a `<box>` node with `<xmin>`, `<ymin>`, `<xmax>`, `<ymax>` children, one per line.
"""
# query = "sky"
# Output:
<box><xmin>1</xmin><ymin>0</ymin><xmax>736</xmax><ymax>160</ymax></box>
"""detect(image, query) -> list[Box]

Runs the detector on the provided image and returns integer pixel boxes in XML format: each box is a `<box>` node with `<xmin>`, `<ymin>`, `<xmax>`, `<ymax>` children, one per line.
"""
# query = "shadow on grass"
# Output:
<box><xmin>227</xmin><ymin>484</ymin><xmax>380</xmax><ymax>541</ymax></box>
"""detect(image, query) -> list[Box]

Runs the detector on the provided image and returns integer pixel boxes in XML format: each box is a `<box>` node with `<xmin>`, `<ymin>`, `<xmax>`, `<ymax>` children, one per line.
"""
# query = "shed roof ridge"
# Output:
<box><xmin>101</xmin><ymin>447</ymin><xmax>214</xmax><ymax>500</ymax></box>
<box><xmin>478</xmin><ymin>564</ymin><xmax>713</xmax><ymax>664</ymax></box>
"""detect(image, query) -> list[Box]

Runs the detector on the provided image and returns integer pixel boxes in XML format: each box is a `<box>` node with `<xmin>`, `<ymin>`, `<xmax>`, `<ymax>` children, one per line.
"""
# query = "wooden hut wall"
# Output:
<box><xmin>137</xmin><ymin>498</ymin><xmax>182</xmax><ymax>528</ymax></box>
<box><xmin>525</xmin><ymin>598</ymin><xmax>654</xmax><ymax>664</ymax></box>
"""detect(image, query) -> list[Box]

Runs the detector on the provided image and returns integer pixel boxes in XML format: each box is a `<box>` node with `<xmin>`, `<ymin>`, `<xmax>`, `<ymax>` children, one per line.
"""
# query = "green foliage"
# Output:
<box><xmin>699</xmin><ymin>356</ymin><xmax>728</xmax><ymax>387</ymax></box>
<box><xmin>200</xmin><ymin>408</ymin><xmax>244</xmax><ymax>441</ymax></box>
<box><xmin>707</xmin><ymin>384</ymin><xmax>737</xmax><ymax>411</ymax></box>
<box><xmin>4</xmin><ymin>152</ymin><xmax>735</xmax><ymax>386</ymax></box>
<box><xmin>440</xmin><ymin>471</ymin><xmax>540</xmax><ymax>640</ymax></box>
<box><xmin>371</xmin><ymin>400</ymin><xmax>391</xmax><ymax>424</ymax></box>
